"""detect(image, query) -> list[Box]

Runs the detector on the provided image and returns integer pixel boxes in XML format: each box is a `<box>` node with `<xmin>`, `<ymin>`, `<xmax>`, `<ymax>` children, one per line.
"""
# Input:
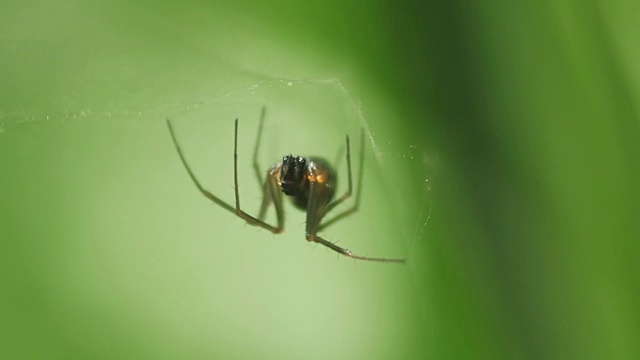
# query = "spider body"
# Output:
<box><xmin>166</xmin><ymin>108</ymin><xmax>404</xmax><ymax>263</ymax></box>
<box><xmin>277</xmin><ymin>156</ymin><xmax>335</xmax><ymax>211</ymax></box>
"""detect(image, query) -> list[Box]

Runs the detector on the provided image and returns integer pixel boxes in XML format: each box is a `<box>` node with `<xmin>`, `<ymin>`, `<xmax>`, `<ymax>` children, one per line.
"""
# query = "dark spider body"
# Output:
<box><xmin>278</xmin><ymin>155</ymin><xmax>335</xmax><ymax>211</ymax></box>
<box><xmin>166</xmin><ymin>108</ymin><xmax>404</xmax><ymax>263</ymax></box>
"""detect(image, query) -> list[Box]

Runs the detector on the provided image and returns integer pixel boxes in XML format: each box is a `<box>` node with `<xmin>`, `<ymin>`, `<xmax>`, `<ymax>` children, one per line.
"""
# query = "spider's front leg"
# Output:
<box><xmin>256</xmin><ymin>167</ymin><xmax>285</xmax><ymax>232</ymax></box>
<box><xmin>233</xmin><ymin>120</ymin><xmax>284</xmax><ymax>234</ymax></box>
<box><xmin>167</xmin><ymin>117</ymin><xmax>284</xmax><ymax>234</ymax></box>
<box><xmin>166</xmin><ymin>118</ymin><xmax>235</xmax><ymax>214</ymax></box>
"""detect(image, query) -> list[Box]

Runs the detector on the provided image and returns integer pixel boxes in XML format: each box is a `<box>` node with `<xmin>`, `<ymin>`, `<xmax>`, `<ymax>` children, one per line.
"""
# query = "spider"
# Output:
<box><xmin>166</xmin><ymin>108</ymin><xmax>405</xmax><ymax>263</ymax></box>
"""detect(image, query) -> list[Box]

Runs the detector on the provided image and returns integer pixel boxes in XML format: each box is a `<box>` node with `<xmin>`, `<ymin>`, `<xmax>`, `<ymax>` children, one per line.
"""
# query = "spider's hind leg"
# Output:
<box><xmin>306</xmin><ymin>233</ymin><xmax>405</xmax><ymax>264</ymax></box>
<box><xmin>319</xmin><ymin>129</ymin><xmax>365</xmax><ymax>231</ymax></box>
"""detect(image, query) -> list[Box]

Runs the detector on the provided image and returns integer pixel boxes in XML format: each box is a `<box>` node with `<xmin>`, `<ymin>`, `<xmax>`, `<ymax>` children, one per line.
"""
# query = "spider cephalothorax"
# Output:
<box><xmin>279</xmin><ymin>155</ymin><xmax>307</xmax><ymax>196</ymax></box>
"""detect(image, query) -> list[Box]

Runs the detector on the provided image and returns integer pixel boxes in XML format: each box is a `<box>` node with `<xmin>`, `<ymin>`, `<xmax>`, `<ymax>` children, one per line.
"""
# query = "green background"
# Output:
<box><xmin>1</xmin><ymin>0</ymin><xmax>638</xmax><ymax>358</ymax></box>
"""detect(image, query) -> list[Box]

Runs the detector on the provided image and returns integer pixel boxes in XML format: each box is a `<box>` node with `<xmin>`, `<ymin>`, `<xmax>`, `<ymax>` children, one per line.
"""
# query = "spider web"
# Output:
<box><xmin>0</xmin><ymin>73</ymin><xmax>434</xmax><ymax>263</ymax></box>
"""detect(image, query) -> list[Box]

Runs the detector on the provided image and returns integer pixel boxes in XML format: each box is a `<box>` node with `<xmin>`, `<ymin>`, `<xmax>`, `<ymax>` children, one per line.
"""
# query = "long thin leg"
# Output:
<box><xmin>166</xmin><ymin>118</ymin><xmax>283</xmax><ymax>234</ymax></box>
<box><xmin>306</xmin><ymin>234</ymin><xmax>405</xmax><ymax>264</ymax></box>
<box><xmin>305</xmin><ymin>181</ymin><xmax>404</xmax><ymax>263</ymax></box>
<box><xmin>257</xmin><ymin>168</ymin><xmax>285</xmax><ymax>231</ymax></box>
<box><xmin>233</xmin><ymin>119</ymin><xmax>284</xmax><ymax>233</ymax></box>
<box><xmin>257</xmin><ymin>176</ymin><xmax>273</xmax><ymax>221</ymax></box>
<box><xmin>166</xmin><ymin>119</ymin><xmax>235</xmax><ymax>214</ymax></box>
<box><xmin>319</xmin><ymin>129</ymin><xmax>365</xmax><ymax>231</ymax></box>
<box><xmin>246</xmin><ymin>106</ymin><xmax>284</xmax><ymax>226</ymax></box>
<box><xmin>252</xmin><ymin>106</ymin><xmax>266</xmax><ymax>188</ymax></box>
<box><xmin>324</xmin><ymin>134</ymin><xmax>353</xmax><ymax>214</ymax></box>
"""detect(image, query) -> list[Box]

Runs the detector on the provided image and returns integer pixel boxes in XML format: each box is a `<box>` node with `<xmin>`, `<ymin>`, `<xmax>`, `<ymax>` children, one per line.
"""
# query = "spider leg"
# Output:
<box><xmin>233</xmin><ymin>119</ymin><xmax>284</xmax><ymax>233</ymax></box>
<box><xmin>166</xmin><ymin>119</ymin><xmax>235</xmax><ymax>214</ymax></box>
<box><xmin>166</xmin><ymin>118</ymin><xmax>283</xmax><ymax>234</ymax></box>
<box><xmin>305</xmin><ymin>181</ymin><xmax>404</xmax><ymax>263</ymax></box>
<box><xmin>257</xmin><ymin>177</ymin><xmax>272</xmax><ymax>221</ymax></box>
<box><xmin>324</xmin><ymin>134</ymin><xmax>353</xmax><ymax>213</ymax></box>
<box><xmin>257</xmin><ymin>167</ymin><xmax>285</xmax><ymax>231</ymax></box>
<box><xmin>319</xmin><ymin>129</ymin><xmax>365</xmax><ymax>231</ymax></box>
<box><xmin>248</xmin><ymin>106</ymin><xmax>284</xmax><ymax>228</ymax></box>
<box><xmin>306</xmin><ymin>233</ymin><xmax>405</xmax><ymax>264</ymax></box>
<box><xmin>252</xmin><ymin>106</ymin><xmax>282</xmax><ymax>224</ymax></box>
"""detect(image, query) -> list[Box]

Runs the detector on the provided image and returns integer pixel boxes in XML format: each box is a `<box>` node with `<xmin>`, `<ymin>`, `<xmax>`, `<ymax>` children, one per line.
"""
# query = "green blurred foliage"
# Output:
<box><xmin>384</xmin><ymin>1</ymin><xmax>639</xmax><ymax>358</ymax></box>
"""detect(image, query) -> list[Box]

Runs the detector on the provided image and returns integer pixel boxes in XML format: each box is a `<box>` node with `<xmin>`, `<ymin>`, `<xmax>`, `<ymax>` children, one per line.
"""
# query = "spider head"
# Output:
<box><xmin>279</xmin><ymin>155</ymin><xmax>307</xmax><ymax>196</ymax></box>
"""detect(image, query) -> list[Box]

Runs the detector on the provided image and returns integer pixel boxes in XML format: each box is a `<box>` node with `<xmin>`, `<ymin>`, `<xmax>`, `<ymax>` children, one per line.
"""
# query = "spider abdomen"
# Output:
<box><xmin>277</xmin><ymin>156</ymin><xmax>336</xmax><ymax>211</ymax></box>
